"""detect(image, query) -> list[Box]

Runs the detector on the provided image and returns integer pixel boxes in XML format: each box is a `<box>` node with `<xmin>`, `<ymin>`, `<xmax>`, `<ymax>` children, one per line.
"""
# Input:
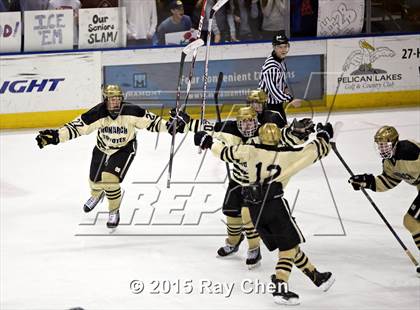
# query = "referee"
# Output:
<box><xmin>258</xmin><ymin>31</ymin><xmax>302</xmax><ymax>122</ymax></box>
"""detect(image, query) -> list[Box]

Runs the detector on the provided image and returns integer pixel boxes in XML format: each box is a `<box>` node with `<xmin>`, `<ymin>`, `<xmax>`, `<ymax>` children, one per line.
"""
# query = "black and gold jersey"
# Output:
<box><xmin>210</xmin><ymin>136</ymin><xmax>330</xmax><ymax>189</ymax></box>
<box><xmin>374</xmin><ymin>140</ymin><xmax>420</xmax><ymax>192</ymax></box>
<box><xmin>195</xmin><ymin>119</ymin><xmax>307</xmax><ymax>185</ymax></box>
<box><xmin>58</xmin><ymin>102</ymin><xmax>168</xmax><ymax>155</ymax></box>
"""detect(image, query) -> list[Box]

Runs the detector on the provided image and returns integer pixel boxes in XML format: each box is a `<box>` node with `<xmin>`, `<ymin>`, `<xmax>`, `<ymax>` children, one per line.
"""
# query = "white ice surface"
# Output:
<box><xmin>1</xmin><ymin>108</ymin><xmax>419</xmax><ymax>310</ymax></box>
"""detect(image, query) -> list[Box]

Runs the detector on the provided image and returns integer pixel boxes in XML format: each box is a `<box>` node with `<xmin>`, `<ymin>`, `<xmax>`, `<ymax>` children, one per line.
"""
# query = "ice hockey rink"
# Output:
<box><xmin>1</xmin><ymin>107</ymin><xmax>419</xmax><ymax>310</ymax></box>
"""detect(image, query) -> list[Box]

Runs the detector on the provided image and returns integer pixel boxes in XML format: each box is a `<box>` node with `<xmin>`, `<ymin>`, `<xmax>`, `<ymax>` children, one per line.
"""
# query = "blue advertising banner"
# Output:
<box><xmin>104</xmin><ymin>55</ymin><xmax>324</xmax><ymax>107</ymax></box>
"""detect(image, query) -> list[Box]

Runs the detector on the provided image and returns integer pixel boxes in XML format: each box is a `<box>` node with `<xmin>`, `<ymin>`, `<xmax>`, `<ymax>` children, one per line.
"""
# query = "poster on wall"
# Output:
<box><xmin>327</xmin><ymin>35</ymin><xmax>420</xmax><ymax>95</ymax></box>
<box><xmin>103</xmin><ymin>55</ymin><xmax>324</xmax><ymax>107</ymax></box>
<box><xmin>0</xmin><ymin>12</ymin><xmax>22</xmax><ymax>53</ymax></box>
<box><xmin>78</xmin><ymin>7</ymin><xmax>126</xmax><ymax>49</ymax></box>
<box><xmin>317</xmin><ymin>0</ymin><xmax>364</xmax><ymax>37</ymax></box>
<box><xmin>24</xmin><ymin>10</ymin><xmax>74</xmax><ymax>52</ymax></box>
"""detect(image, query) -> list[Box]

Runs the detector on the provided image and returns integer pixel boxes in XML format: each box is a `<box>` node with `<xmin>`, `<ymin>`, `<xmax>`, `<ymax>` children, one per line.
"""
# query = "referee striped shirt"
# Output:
<box><xmin>259</xmin><ymin>51</ymin><xmax>293</xmax><ymax>106</ymax></box>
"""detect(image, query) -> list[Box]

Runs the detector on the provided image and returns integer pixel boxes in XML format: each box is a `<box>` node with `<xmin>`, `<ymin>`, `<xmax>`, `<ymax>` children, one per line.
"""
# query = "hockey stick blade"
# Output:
<box><xmin>210</xmin><ymin>0</ymin><xmax>229</xmax><ymax>17</ymax></box>
<box><xmin>182</xmin><ymin>38</ymin><xmax>204</xmax><ymax>55</ymax></box>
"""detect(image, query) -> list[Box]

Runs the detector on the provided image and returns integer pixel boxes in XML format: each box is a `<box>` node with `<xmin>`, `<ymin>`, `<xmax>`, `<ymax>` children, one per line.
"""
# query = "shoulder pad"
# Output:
<box><xmin>119</xmin><ymin>102</ymin><xmax>146</xmax><ymax>117</ymax></box>
<box><xmin>81</xmin><ymin>102</ymin><xmax>108</xmax><ymax>125</ymax></box>
<box><xmin>214</xmin><ymin>120</ymin><xmax>242</xmax><ymax>136</ymax></box>
<box><xmin>394</xmin><ymin>140</ymin><xmax>420</xmax><ymax>161</ymax></box>
<box><xmin>259</xmin><ymin>110</ymin><xmax>287</xmax><ymax>128</ymax></box>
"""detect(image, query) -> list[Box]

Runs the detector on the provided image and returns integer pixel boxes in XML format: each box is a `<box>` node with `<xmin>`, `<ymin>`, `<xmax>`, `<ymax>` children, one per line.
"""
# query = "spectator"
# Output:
<box><xmin>201</xmin><ymin>0</ymin><xmax>221</xmax><ymax>43</ymax></box>
<box><xmin>291</xmin><ymin>0</ymin><xmax>318</xmax><ymax>37</ymax></box>
<box><xmin>11</xmin><ymin>0</ymin><xmax>49</xmax><ymax>10</ymax></box>
<box><xmin>121</xmin><ymin>0</ymin><xmax>157</xmax><ymax>47</ymax></box>
<box><xmin>260</xmin><ymin>0</ymin><xmax>287</xmax><ymax>40</ymax></box>
<box><xmin>80</xmin><ymin>0</ymin><xmax>117</xmax><ymax>7</ymax></box>
<box><xmin>48</xmin><ymin>0</ymin><xmax>81</xmax><ymax>48</ymax></box>
<box><xmin>156</xmin><ymin>0</ymin><xmax>192</xmax><ymax>45</ymax></box>
<box><xmin>0</xmin><ymin>0</ymin><xmax>8</xmax><ymax>11</ymax></box>
<box><xmin>216</xmin><ymin>0</ymin><xmax>240</xmax><ymax>42</ymax></box>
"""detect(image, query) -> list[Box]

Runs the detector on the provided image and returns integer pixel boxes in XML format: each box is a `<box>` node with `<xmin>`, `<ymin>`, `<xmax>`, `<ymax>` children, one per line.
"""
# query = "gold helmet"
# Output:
<box><xmin>236</xmin><ymin>106</ymin><xmax>258</xmax><ymax>137</ymax></box>
<box><xmin>247</xmin><ymin>89</ymin><xmax>267</xmax><ymax>113</ymax></box>
<box><xmin>258</xmin><ymin>123</ymin><xmax>281</xmax><ymax>146</ymax></box>
<box><xmin>103</xmin><ymin>84</ymin><xmax>123</xmax><ymax>99</ymax></box>
<box><xmin>374</xmin><ymin>126</ymin><xmax>399</xmax><ymax>159</ymax></box>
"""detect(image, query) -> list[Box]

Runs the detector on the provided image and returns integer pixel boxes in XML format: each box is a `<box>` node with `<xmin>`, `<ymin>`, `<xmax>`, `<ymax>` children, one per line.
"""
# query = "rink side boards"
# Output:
<box><xmin>0</xmin><ymin>34</ymin><xmax>419</xmax><ymax>129</ymax></box>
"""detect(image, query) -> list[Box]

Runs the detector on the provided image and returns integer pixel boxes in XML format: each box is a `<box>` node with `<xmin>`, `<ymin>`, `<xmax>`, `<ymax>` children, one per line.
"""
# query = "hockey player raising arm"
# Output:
<box><xmin>193</xmin><ymin>122</ymin><xmax>335</xmax><ymax>305</ymax></box>
<box><xmin>35</xmin><ymin>84</ymin><xmax>187</xmax><ymax>229</ymax></box>
<box><xmin>348</xmin><ymin>126</ymin><xmax>420</xmax><ymax>276</ymax></box>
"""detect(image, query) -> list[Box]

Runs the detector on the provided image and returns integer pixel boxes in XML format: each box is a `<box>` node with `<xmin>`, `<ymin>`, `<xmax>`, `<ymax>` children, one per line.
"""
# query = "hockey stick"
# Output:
<box><xmin>214</xmin><ymin>72</ymin><xmax>231</xmax><ymax>180</ymax></box>
<box><xmin>182</xmin><ymin>0</ymin><xmax>207</xmax><ymax>110</ymax></box>
<box><xmin>331</xmin><ymin>142</ymin><xmax>419</xmax><ymax>266</ymax></box>
<box><xmin>198</xmin><ymin>0</ymin><xmax>229</xmax><ymax>153</ymax></box>
<box><xmin>325</xmin><ymin>71</ymin><xmax>344</xmax><ymax>123</ymax></box>
<box><xmin>167</xmin><ymin>39</ymin><xmax>205</xmax><ymax>188</ymax></box>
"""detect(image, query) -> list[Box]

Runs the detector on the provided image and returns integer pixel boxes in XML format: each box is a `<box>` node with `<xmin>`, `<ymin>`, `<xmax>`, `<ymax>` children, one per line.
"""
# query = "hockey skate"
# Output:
<box><xmin>417</xmin><ymin>266</ymin><xmax>420</xmax><ymax>278</ymax></box>
<box><xmin>303</xmin><ymin>268</ymin><xmax>335</xmax><ymax>292</ymax></box>
<box><xmin>246</xmin><ymin>246</ymin><xmax>262</xmax><ymax>269</ymax></box>
<box><xmin>271</xmin><ymin>274</ymin><xmax>300</xmax><ymax>306</ymax></box>
<box><xmin>83</xmin><ymin>191</ymin><xmax>105</xmax><ymax>213</ymax></box>
<box><xmin>217</xmin><ymin>234</ymin><xmax>245</xmax><ymax>257</ymax></box>
<box><xmin>107</xmin><ymin>209</ymin><xmax>120</xmax><ymax>229</ymax></box>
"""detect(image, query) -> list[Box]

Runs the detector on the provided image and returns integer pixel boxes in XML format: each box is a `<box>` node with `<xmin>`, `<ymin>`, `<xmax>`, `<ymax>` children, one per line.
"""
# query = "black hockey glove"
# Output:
<box><xmin>194</xmin><ymin>131</ymin><xmax>213</xmax><ymax>150</ymax></box>
<box><xmin>348</xmin><ymin>174</ymin><xmax>375</xmax><ymax>191</ymax></box>
<box><xmin>291</xmin><ymin>118</ymin><xmax>315</xmax><ymax>140</ymax></box>
<box><xmin>36</xmin><ymin>129</ymin><xmax>59</xmax><ymax>149</ymax></box>
<box><xmin>166</xmin><ymin>108</ymin><xmax>191</xmax><ymax>134</ymax></box>
<box><xmin>316</xmin><ymin>123</ymin><xmax>333</xmax><ymax>143</ymax></box>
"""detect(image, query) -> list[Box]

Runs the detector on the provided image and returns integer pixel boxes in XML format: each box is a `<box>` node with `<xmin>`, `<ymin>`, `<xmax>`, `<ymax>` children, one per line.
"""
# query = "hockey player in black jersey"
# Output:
<box><xmin>36</xmin><ymin>85</ymin><xmax>187</xmax><ymax>228</ymax></box>
<box><xmin>194</xmin><ymin>122</ymin><xmax>336</xmax><ymax>305</ymax></box>
<box><xmin>348</xmin><ymin>126</ymin><xmax>420</xmax><ymax>276</ymax></box>
<box><xmin>183</xmin><ymin>105</ymin><xmax>314</xmax><ymax>269</ymax></box>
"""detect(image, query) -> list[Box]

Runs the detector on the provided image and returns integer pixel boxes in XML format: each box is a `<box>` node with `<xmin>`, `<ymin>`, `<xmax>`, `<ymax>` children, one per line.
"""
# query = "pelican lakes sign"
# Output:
<box><xmin>327</xmin><ymin>35</ymin><xmax>420</xmax><ymax>94</ymax></box>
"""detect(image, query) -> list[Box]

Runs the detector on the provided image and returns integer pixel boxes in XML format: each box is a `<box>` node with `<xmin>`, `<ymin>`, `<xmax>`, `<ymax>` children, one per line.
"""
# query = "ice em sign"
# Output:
<box><xmin>78</xmin><ymin>7</ymin><xmax>126</xmax><ymax>49</ymax></box>
<box><xmin>24</xmin><ymin>10</ymin><xmax>74</xmax><ymax>52</ymax></box>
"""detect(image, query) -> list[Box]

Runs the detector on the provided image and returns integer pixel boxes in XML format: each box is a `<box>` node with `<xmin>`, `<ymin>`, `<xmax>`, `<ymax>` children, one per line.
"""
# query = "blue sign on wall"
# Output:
<box><xmin>104</xmin><ymin>55</ymin><xmax>323</xmax><ymax>107</ymax></box>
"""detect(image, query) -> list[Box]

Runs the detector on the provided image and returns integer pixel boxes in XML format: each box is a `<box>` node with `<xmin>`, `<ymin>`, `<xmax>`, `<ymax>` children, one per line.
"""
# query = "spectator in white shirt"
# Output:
<box><xmin>121</xmin><ymin>0</ymin><xmax>157</xmax><ymax>46</ymax></box>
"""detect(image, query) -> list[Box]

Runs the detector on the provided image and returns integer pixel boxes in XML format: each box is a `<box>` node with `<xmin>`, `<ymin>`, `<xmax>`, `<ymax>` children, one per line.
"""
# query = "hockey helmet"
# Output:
<box><xmin>247</xmin><ymin>89</ymin><xmax>267</xmax><ymax>113</ymax></box>
<box><xmin>374</xmin><ymin>126</ymin><xmax>399</xmax><ymax>159</ymax></box>
<box><xmin>103</xmin><ymin>84</ymin><xmax>123</xmax><ymax>118</ymax></box>
<box><xmin>236</xmin><ymin>106</ymin><xmax>258</xmax><ymax>138</ymax></box>
<box><xmin>258</xmin><ymin>123</ymin><xmax>281</xmax><ymax>146</ymax></box>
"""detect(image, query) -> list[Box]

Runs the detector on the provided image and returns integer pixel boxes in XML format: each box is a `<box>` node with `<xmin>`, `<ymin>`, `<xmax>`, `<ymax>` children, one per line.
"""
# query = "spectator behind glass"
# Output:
<box><xmin>80</xmin><ymin>0</ymin><xmax>117</xmax><ymax>7</ymax></box>
<box><xmin>10</xmin><ymin>0</ymin><xmax>49</xmax><ymax>10</ymax></box>
<box><xmin>48</xmin><ymin>0</ymin><xmax>81</xmax><ymax>48</ymax></box>
<box><xmin>1</xmin><ymin>0</ymin><xmax>8</xmax><ymax>11</ymax></box>
<box><xmin>260</xmin><ymin>0</ymin><xmax>287</xmax><ymax>40</ymax></box>
<box><xmin>291</xmin><ymin>0</ymin><xmax>317</xmax><ymax>37</ymax></box>
<box><xmin>155</xmin><ymin>0</ymin><xmax>192</xmax><ymax>45</ymax></box>
<box><xmin>201</xmin><ymin>0</ymin><xmax>220</xmax><ymax>43</ymax></box>
<box><xmin>121</xmin><ymin>0</ymin><xmax>157</xmax><ymax>47</ymax></box>
<box><xmin>216</xmin><ymin>0</ymin><xmax>240</xmax><ymax>42</ymax></box>
<box><xmin>238</xmin><ymin>0</ymin><xmax>262</xmax><ymax>40</ymax></box>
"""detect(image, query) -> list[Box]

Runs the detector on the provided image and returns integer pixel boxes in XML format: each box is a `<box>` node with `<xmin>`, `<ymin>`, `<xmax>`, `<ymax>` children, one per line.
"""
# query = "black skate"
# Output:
<box><xmin>303</xmin><ymin>268</ymin><xmax>335</xmax><ymax>292</ymax></box>
<box><xmin>83</xmin><ymin>191</ymin><xmax>105</xmax><ymax>213</ymax></box>
<box><xmin>417</xmin><ymin>266</ymin><xmax>420</xmax><ymax>278</ymax></box>
<box><xmin>217</xmin><ymin>234</ymin><xmax>244</xmax><ymax>257</ymax></box>
<box><xmin>271</xmin><ymin>274</ymin><xmax>300</xmax><ymax>306</ymax></box>
<box><xmin>246</xmin><ymin>246</ymin><xmax>262</xmax><ymax>269</ymax></box>
<box><xmin>107</xmin><ymin>209</ymin><xmax>120</xmax><ymax>228</ymax></box>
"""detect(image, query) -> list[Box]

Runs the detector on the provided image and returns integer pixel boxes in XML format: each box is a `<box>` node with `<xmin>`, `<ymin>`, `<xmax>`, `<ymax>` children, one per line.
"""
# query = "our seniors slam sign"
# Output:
<box><xmin>78</xmin><ymin>7</ymin><xmax>126</xmax><ymax>49</ymax></box>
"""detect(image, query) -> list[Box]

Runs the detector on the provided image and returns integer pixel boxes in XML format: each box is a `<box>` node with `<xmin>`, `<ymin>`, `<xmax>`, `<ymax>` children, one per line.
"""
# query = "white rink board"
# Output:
<box><xmin>326</xmin><ymin>34</ymin><xmax>420</xmax><ymax>94</ymax></box>
<box><xmin>0</xmin><ymin>52</ymin><xmax>102</xmax><ymax>114</ymax></box>
<box><xmin>101</xmin><ymin>40</ymin><xmax>326</xmax><ymax>66</ymax></box>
